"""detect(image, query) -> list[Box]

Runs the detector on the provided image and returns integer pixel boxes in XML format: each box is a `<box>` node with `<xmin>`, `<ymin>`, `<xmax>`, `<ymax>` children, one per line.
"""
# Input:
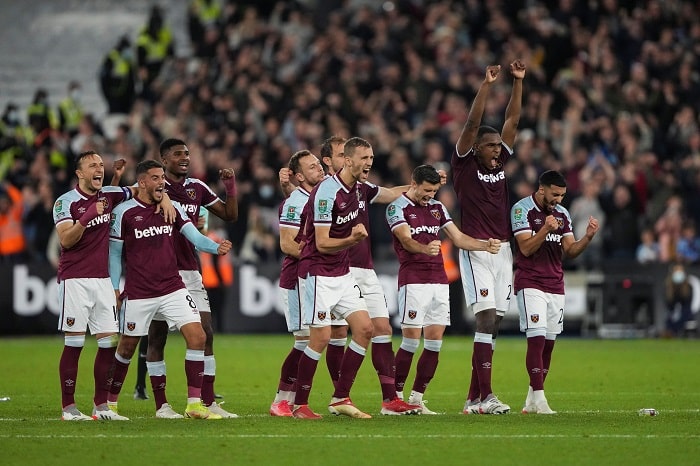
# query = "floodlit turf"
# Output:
<box><xmin>1</xmin><ymin>335</ymin><xmax>698</xmax><ymax>465</ymax></box>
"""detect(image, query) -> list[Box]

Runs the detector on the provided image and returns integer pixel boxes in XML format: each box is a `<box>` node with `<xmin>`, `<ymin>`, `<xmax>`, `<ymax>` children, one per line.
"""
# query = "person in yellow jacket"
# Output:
<box><xmin>136</xmin><ymin>6</ymin><xmax>174</xmax><ymax>96</ymax></box>
<box><xmin>26</xmin><ymin>88</ymin><xmax>57</xmax><ymax>146</ymax></box>
<box><xmin>188</xmin><ymin>0</ymin><xmax>221</xmax><ymax>56</ymax></box>
<box><xmin>99</xmin><ymin>36</ymin><xmax>136</xmax><ymax>114</ymax></box>
<box><xmin>0</xmin><ymin>181</ymin><xmax>26</xmax><ymax>263</ymax></box>
<box><xmin>58</xmin><ymin>81</ymin><xmax>84</xmax><ymax>137</ymax></box>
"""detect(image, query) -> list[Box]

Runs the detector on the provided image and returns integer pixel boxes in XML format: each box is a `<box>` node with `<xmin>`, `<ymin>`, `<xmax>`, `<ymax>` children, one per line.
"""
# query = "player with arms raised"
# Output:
<box><xmin>451</xmin><ymin>61</ymin><xmax>526</xmax><ymax>414</ymax></box>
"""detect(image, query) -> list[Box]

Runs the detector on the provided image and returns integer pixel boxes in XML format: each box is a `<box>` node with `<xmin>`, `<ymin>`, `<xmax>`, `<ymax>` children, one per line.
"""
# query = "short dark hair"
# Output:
<box><xmin>539</xmin><ymin>170</ymin><xmax>567</xmax><ymax>188</ymax></box>
<box><xmin>343</xmin><ymin>137</ymin><xmax>371</xmax><ymax>157</ymax></box>
<box><xmin>159</xmin><ymin>138</ymin><xmax>186</xmax><ymax>158</ymax></box>
<box><xmin>288</xmin><ymin>149</ymin><xmax>312</xmax><ymax>175</ymax></box>
<box><xmin>413</xmin><ymin>164</ymin><xmax>441</xmax><ymax>185</ymax></box>
<box><xmin>476</xmin><ymin>126</ymin><xmax>500</xmax><ymax>141</ymax></box>
<box><xmin>320</xmin><ymin>136</ymin><xmax>346</xmax><ymax>162</ymax></box>
<box><xmin>75</xmin><ymin>150</ymin><xmax>99</xmax><ymax>169</ymax></box>
<box><xmin>136</xmin><ymin>159</ymin><xmax>164</xmax><ymax>178</ymax></box>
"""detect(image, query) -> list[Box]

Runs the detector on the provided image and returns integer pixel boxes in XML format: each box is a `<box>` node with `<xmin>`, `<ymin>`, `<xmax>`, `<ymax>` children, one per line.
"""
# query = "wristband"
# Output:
<box><xmin>78</xmin><ymin>203</ymin><xmax>99</xmax><ymax>227</ymax></box>
<box><xmin>223</xmin><ymin>175</ymin><xmax>237</xmax><ymax>197</ymax></box>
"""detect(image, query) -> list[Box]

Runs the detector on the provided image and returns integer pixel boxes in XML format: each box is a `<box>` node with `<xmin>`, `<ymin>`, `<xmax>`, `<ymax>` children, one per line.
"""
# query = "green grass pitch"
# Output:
<box><xmin>1</xmin><ymin>335</ymin><xmax>698</xmax><ymax>465</ymax></box>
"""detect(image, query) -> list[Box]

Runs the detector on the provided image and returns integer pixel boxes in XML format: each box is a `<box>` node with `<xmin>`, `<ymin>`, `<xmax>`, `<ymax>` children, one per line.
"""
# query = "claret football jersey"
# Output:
<box><xmin>110</xmin><ymin>198</ymin><xmax>192</xmax><ymax>299</ymax></box>
<box><xmin>53</xmin><ymin>185</ymin><xmax>132</xmax><ymax>281</ymax></box>
<box><xmin>386</xmin><ymin>194</ymin><xmax>452</xmax><ymax>286</ymax></box>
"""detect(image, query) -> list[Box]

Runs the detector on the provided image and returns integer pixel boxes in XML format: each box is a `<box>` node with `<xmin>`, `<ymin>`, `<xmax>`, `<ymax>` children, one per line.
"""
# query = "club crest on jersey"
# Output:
<box><xmin>127</xmin><ymin>322</ymin><xmax>136</xmax><ymax>331</ymax></box>
<box><xmin>431</xmin><ymin>209</ymin><xmax>441</xmax><ymax>220</ymax></box>
<box><xmin>317</xmin><ymin>311</ymin><xmax>327</xmax><ymax>320</ymax></box>
<box><xmin>318</xmin><ymin>200</ymin><xmax>328</xmax><ymax>213</ymax></box>
<box><xmin>99</xmin><ymin>197</ymin><xmax>109</xmax><ymax>210</ymax></box>
<box><xmin>408</xmin><ymin>310</ymin><xmax>417</xmax><ymax>320</ymax></box>
<box><xmin>480</xmin><ymin>288</ymin><xmax>489</xmax><ymax>297</ymax></box>
<box><xmin>530</xmin><ymin>314</ymin><xmax>540</xmax><ymax>323</ymax></box>
<box><xmin>186</xmin><ymin>188</ymin><xmax>196</xmax><ymax>200</ymax></box>
<box><xmin>66</xmin><ymin>317</ymin><xmax>75</xmax><ymax>327</ymax></box>
<box><xmin>557</xmin><ymin>218</ymin><xmax>564</xmax><ymax>228</ymax></box>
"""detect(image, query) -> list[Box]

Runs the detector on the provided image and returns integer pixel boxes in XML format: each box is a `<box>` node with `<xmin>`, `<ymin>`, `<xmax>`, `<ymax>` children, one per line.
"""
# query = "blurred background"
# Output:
<box><xmin>1</xmin><ymin>0</ymin><xmax>698</xmax><ymax>337</ymax></box>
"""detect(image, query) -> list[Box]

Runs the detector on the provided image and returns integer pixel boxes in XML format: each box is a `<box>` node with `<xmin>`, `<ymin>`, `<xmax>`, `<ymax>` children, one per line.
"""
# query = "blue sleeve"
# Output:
<box><xmin>181</xmin><ymin>222</ymin><xmax>220</xmax><ymax>254</ymax></box>
<box><xmin>109</xmin><ymin>239</ymin><xmax>123</xmax><ymax>290</ymax></box>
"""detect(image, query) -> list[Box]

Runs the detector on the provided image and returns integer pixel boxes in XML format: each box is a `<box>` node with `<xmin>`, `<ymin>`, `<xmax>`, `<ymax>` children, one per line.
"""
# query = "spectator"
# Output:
<box><xmin>0</xmin><ymin>181</ymin><xmax>26</xmax><ymax>263</ymax></box>
<box><xmin>23</xmin><ymin>179</ymin><xmax>55</xmax><ymax>262</ymax></box>
<box><xmin>655</xmin><ymin>195</ymin><xmax>685</xmax><ymax>262</ymax></box>
<box><xmin>568</xmin><ymin>177</ymin><xmax>606</xmax><ymax>269</ymax></box>
<box><xmin>602</xmin><ymin>183</ymin><xmax>640</xmax><ymax>261</ymax></box>
<box><xmin>663</xmin><ymin>262</ymin><xmax>695</xmax><ymax>338</ymax></box>
<box><xmin>99</xmin><ymin>36</ymin><xmax>137</xmax><ymax>114</ymax></box>
<box><xmin>636</xmin><ymin>228</ymin><xmax>660</xmax><ymax>265</ymax></box>
<box><xmin>136</xmin><ymin>5</ymin><xmax>175</xmax><ymax>100</ymax></box>
<box><xmin>57</xmin><ymin>81</ymin><xmax>84</xmax><ymax>137</ymax></box>
<box><xmin>676</xmin><ymin>222</ymin><xmax>700</xmax><ymax>264</ymax></box>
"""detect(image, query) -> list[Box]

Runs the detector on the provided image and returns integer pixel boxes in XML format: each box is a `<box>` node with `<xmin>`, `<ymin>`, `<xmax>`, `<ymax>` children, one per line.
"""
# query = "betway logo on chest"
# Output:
<box><xmin>134</xmin><ymin>225</ymin><xmax>174</xmax><ymax>238</ymax></box>
<box><xmin>86</xmin><ymin>213</ymin><xmax>111</xmax><ymax>228</ymax></box>
<box><xmin>477</xmin><ymin>170</ymin><xmax>505</xmax><ymax>183</ymax></box>
<box><xmin>411</xmin><ymin>225</ymin><xmax>440</xmax><ymax>235</ymax></box>
<box><xmin>336</xmin><ymin>209</ymin><xmax>359</xmax><ymax>224</ymax></box>
<box><xmin>180</xmin><ymin>203</ymin><xmax>198</xmax><ymax>214</ymax></box>
<box><xmin>545</xmin><ymin>233</ymin><xmax>562</xmax><ymax>243</ymax></box>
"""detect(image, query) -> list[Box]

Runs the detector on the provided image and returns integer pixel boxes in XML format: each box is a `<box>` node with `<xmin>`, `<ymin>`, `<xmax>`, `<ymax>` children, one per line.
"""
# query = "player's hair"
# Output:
<box><xmin>539</xmin><ymin>170</ymin><xmax>567</xmax><ymax>188</ymax></box>
<box><xmin>75</xmin><ymin>150</ymin><xmax>99</xmax><ymax>169</ymax></box>
<box><xmin>320</xmin><ymin>136</ymin><xmax>346</xmax><ymax>162</ymax></box>
<box><xmin>343</xmin><ymin>137</ymin><xmax>371</xmax><ymax>157</ymax></box>
<box><xmin>476</xmin><ymin>126</ymin><xmax>500</xmax><ymax>141</ymax></box>
<box><xmin>136</xmin><ymin>159</ymin><xmax>164</xmax><ymax>178</ymax></box>
<box><xmin>288</xmin><ymin>149</ymin><xmax>312</xmax><ymax>175</ymax></box>
<box><xmin>413</xmin><ymin>164</ymin><xmax>441</xmax><ymax>185</ymax></box>
<box><xmin>159</xmin><ymin>138</ymin><xmax>187</xmax><ymax>157</ymax></box>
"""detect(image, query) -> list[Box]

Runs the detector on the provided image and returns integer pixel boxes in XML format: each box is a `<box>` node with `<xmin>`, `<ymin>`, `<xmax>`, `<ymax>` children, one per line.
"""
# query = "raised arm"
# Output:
<box><xmin>442</xmin><ymin>223</ymin><xmax>500</xmax><ymax>253</ymax></box>
<box><xmin>279</xmin><ymin>167</ymin><xmax>297</xmax><ymax>199</ymax></box>
<box><xmin>374</xmin><ymin>185</ymin><xmax>409</xmax><ymax>204</ymax></box>
<box><xmin>55</xmin><ymin>200</ymin><xmax>104</xmax><ymax>249</ymax></box>
<box><xmin>456</xmin><ymin>65</ymin><xmax>501</xmax><ymax>155</ymax></box>
<box><xmin>562</xmin><ymin>216</ymin><xmax>599</xmax><ymax>259</ymax></box>
<box><xmin>501</xmin><ymin>60</ymin><xmax>526</xmax><ymax>148</ymax></box>
<box><xmin>110</xmin><ymin>158</ymin><xmax>127</xmax><ymax>186</ymax></box>
<box><xmin>207</xmin><ymin>168</ymin><xmax>238</xmax><ymax>222</ymax></box>
<box><xmin>514</xmin><ymin>215</ymin><xmax>559</xmax><ymax>257</ymax></box>
<box><xmin>315</xmin><ymin>224</ymin><xmax>368</xmax><ymax>254</ymax></box>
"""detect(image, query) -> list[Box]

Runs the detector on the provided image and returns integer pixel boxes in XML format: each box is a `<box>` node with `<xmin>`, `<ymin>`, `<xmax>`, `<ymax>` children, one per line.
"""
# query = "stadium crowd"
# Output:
<box><xmin>1</xmin><ymin>0</ymin><xmax>700</xmax><ymax>270</ymax></box>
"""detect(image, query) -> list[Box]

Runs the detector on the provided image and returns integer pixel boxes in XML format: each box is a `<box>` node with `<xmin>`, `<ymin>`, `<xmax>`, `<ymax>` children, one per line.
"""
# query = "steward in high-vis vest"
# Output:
<box><xmin>58</xmin><ymin>81</ymin><xmax>84</xmax><ymax>137</ymax></box>
<box><xmin>188</xmin><ymin>0</ymin><xmax>221</xmax><ymax>56</ymax></box>
<box><xmin>99</xmin><ymin>36</ymin><xmax>136</xmax><ymax>114</ymax></box>
<box><xmin>136</xmin><ymin>5</ymin><xmax>174</xmax><ymax>94</ymax></box>
<box><xmin>26</xmin><ymin>88</ymin><xmax>57</xmax><ymax>146</ymax></box>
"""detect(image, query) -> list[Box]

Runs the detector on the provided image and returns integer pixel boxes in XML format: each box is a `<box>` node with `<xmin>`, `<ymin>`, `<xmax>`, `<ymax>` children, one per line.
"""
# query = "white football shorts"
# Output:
<box><xmin>459</xmin><ymin>242</ymin><xmax>513</xmax><ymax>315</ymax></box>
<box><xmin>303</xmin><ymin>273</ymin><xmax>367</xmax><ymax>327</ymax></box>
<box><xmin>398</xmin><ymin>283</ymin><xmax>450</xmax><ymax>328</ymax></box>
<box><xmin>516</xmin><ymin>288</ymin><xmax>565</xmax><ymax>336</ymax></box>
<box><xmin>57</xmin><ymin>277</ymin><xmax>118</xmax><ymax>334</ymax></box>
<box><xmin>120</xmin><ymin>288</ymin><xmax>201</xmax><ymax>336</ymax></box>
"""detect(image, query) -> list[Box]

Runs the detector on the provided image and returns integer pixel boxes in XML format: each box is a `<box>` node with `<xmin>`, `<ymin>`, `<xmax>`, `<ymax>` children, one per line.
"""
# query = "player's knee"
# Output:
<box><xmin>355</xmin><ymin>321</ymin><xmax>373</xmax><ymax>342</ymax></box>
<box><xmin>330</xmin><ymin>325</ymin><xmax>348</xmax><ymax>339</ymax></box>
<box><xmin>185</xmin><ymin>328</ymin><xmax>206</xmax><ymax>350</ymax></box>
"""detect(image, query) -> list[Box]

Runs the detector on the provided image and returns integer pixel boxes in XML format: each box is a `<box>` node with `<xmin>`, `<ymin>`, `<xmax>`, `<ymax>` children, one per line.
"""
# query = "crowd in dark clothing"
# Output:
<box><xmin>1</xmin><ymin>0</ymin><xmax>700</xmax><ymax>270</ymax></box>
